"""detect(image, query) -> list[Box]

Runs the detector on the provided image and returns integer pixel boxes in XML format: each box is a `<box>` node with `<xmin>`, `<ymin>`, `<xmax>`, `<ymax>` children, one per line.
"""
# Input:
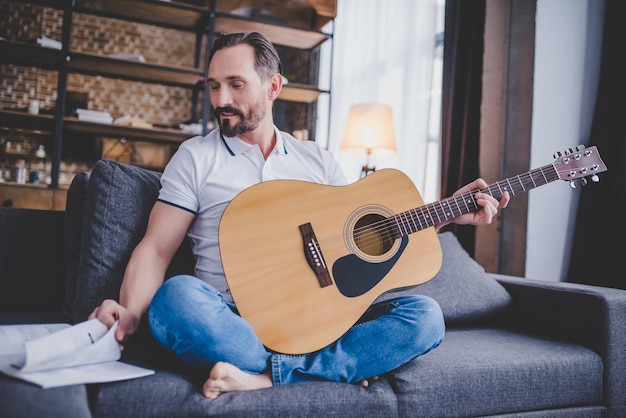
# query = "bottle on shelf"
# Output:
<box><xmin>14</xmin><ymin>159</ymin><xmax>26</xmax><ymax>184</ymax></box>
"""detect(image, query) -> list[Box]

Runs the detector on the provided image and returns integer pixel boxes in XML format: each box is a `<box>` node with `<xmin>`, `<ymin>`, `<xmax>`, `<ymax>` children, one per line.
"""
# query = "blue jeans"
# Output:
<box><xmin>148</xmin><ymin>275</ymin><xmax>445</xmax><ymax>386</ymax></box>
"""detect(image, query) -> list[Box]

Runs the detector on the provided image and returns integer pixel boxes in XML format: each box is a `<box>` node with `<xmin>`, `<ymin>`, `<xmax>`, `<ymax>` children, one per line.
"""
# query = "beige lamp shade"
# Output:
<box><xmin>340</xmin><ymin>103</ymin><xmax>397</xmax><ymax>157</ymax></box>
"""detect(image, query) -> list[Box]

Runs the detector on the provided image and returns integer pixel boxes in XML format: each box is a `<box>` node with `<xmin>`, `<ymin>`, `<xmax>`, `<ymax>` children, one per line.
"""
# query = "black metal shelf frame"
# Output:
<box><xmin>1</xmin><ymin>0</ymin><xmax>335</xmax><ymax>188</ymax></box>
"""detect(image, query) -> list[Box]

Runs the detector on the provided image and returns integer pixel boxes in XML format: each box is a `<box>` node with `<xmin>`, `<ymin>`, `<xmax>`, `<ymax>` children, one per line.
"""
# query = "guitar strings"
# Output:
<box><xmin>349</xmin><ymin>155</ymin><xmax>595</xmax><ymax>249</ymax></box>
<box><xmin>349</xmin><ymin>166</ymin><xmax>560</xmax><ymax>249</ymax></box>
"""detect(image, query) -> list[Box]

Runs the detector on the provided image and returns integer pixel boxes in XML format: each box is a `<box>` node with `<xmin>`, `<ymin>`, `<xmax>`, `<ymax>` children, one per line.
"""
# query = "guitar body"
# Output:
<box><xmin>219</xmin><ymin>169</ymin><xmax>442</xmax><ymax>354</ymax></box>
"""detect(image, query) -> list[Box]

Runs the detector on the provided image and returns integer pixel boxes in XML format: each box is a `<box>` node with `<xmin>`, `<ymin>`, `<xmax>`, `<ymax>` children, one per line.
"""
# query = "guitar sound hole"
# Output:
<box><xmin>353</xmin><ymin>214</ymin><xmax>395</xmax><ymax>256</ymax></box>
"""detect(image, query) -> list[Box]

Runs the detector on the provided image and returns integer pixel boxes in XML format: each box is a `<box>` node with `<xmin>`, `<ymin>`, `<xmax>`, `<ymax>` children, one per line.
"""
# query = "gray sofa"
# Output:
<box><xmin>1</xmin><ymin>159</ymin><xmax>625</xmax><ymax>418</ymax></box>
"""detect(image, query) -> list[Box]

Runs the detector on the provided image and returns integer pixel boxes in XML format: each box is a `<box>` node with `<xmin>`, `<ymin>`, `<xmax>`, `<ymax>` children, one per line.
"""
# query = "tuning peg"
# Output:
<box><xmin>553</xmin><ymin>151</ymin><xmax>562</xmax><ymax>159</ymax></box>
<box><xmin>576</xmin><ymin>144</ymin><xmax>586</xmax><ymax>151</ymax></box>
<box><xmin>569</xmin><ymin>181</ymin><xmax>577</xmax><ymax>189</ymax></box>
<box><xmin>580</xmin><ymin>177</ymin><xmax>588</xmax><ymax>186</ymax></box>
<box><xmin>591</xmin><ymin>174</ymin><xmax>600</xmax><ymax>183</ymax></box>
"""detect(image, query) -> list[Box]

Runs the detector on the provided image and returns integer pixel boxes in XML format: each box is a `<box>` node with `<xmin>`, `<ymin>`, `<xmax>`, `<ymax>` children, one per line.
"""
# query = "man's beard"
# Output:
<box><xmin>215</xmin><ymin>104</ymin><xmax>265</xmax><ymax>137</ymax></box>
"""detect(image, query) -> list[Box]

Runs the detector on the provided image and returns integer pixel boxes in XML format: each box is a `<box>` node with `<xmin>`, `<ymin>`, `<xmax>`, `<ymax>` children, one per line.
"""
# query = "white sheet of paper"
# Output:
<box><xmin>7</xmin><ymin>359</ymin><xmax>155</xmax><ymax>389</ymax></box>
<box><xmin>0</xmin><ymin>320</ymin><xmax>154</xmax><ymax>388</ymax></box>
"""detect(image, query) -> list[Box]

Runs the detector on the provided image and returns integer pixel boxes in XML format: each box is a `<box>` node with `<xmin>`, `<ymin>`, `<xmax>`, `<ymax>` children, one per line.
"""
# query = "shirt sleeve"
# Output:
<box><xmin>322</xmin><ymin>148</ymin><xmax>349</xmax><ymax>186</ymax></box>
<box><xmin>158</xmin><ymin>141</ymin><xmax>200</xmax><ymax>213</ymax></box>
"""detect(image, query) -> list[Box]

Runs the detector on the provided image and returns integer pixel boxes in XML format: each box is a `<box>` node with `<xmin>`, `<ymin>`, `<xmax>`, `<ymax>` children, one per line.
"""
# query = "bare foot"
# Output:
<box><xmin>203</xmin><ymin>362</ymin><xmax>273</xmax><ymax>399</ymax></box>
<box><xmin>359</xmin><ymin>376</ymin><xmax>379</xmax><ymax>387</ymax></box>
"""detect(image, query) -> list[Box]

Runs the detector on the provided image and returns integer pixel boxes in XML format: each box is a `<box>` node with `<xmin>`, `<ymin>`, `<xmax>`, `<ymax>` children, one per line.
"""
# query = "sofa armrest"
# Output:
<box><xmin>0</xmin><ymin>208</ymin><xmax>66</xmax><ymax>312</ymax></box>
<box><xmin>492</xmin><ymin>274</ymin><xmax>626</xmax><ymax>416</ymax></box>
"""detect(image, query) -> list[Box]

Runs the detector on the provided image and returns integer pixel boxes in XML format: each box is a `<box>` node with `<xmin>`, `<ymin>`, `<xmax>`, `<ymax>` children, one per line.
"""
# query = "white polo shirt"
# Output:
<box><xmin>158</xmin><ymin>126</ymin><xmax>348</xmax><ymax>302</ymax></box>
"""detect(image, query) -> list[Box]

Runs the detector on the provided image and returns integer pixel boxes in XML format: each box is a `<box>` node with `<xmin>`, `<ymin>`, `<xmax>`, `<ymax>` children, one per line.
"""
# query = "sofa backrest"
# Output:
<box><xmin>0</xmin><ymin>207</ymin><xmax>66</xmax><ymax>311</ymax></box>
<box><xmin>64</xmin><ymin>160</ymin><xmax>512</xmax><ymax>327</ymax></box>
<box><xmin>378</xmin><ymin>231</ymin><xmax>512</xmax><ymax>324</ymax></box>
<box><xmin>65</xmin><ymin>160</ymin><xmax>194</xmax><ymax>323</ymax></box>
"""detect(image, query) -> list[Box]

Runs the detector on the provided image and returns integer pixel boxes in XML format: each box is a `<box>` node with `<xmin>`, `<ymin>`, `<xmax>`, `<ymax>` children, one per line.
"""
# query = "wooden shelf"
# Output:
<box><xmin>0</xmin><ymin>181</ymin><xmax>50</xmax><ymax>190</ymax></box>
<box><xmin>0</xmin><ymin>40</ymin><xmax>204</xmax><ymax>88</ymax></box>
<box><xmin>0</xmin><ymin>40</ymin><xmax>61</xmax><ymax>70</ymax></box>
<box><xmin>69</xmin><ymin>52</ymin><xmax>204</xmax><ymax>87</ymax></box>
<box><xmin>279</xmin><ymin>83</ymin><xmax>327</xmax><ymax>103</ymax></box>
<box><xmin>216</xmin><ymin>0</ymin><xmax>336</xmax><ymax>30</ymax></box>
<box><xmin>74</xmin><ymin>0</ymin><xmax>208</xmax><ymax>32</ymax></box>
<box><xmin>73</xmin><ymin>0</ymin><xmax>331</xmax><ymax>49</ymax></box>
<box><xmin>19</xmin><ymin>0</ymin><xmax>68</xmax><ymax>9</ymax></box>
<box><xmin>11</xmin><ymin>1</ymin><xmax>333</xmax><ymax>50</ymax></box>
<box><xmin>0</xmin><ymin>111</ymin><xmax>55</xmax><ymax>132</ymax></box>
<box><xmin>214</xmin><ymin>14</ymin><xmax>331</xmax><ymax>50</ymax></box>
<box><xmin>63</xmin><ymin>118</ymin><xmax>191</xmax><ymax>144</ymax></box>
<box><xmin>0</xmin><ymin>110</ymin><xmax>190</xmax><ymax>144</ymax></box>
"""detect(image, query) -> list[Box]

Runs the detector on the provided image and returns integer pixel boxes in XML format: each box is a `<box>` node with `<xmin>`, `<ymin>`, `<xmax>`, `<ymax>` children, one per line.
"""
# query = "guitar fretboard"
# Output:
<box><xmin>388</xmin><ymin>163</ymin><xmax>559</xmax><ymax>238</ymax></box>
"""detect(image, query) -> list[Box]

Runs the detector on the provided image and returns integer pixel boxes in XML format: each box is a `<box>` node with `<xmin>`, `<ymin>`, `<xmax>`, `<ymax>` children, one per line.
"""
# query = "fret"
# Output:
<box><xmin>528</xmin><ymin>171</ymin><xmax>537</xmax><ymax>188</ymax></box>
<box><xmin>500</xmin><ymin>181</ymin><xmax>511</xmax><ymax>196</ymax></box>
<box><xmin>518</xmin><ymin>173</ymin><xmax>529</xmax><ymax>191</ymax></box>
<box><xmin>400</xmin><ymin>212</ymin><xmax>410</xmax><ymax>234</ymax></box>
<box><xmin>539</xmin><ymin>167</ymin><xmax>549</xmax><ymax>184</ymax></box>
<box><xmin>426</xmin><ymin>203</ymin><xmax>441</xmax><ymax>225</ymax></box>
<box><xmin>452</xmin><ymin>195</ymin><xmax>464</xmax><ymax>217</ymax></box>
<box><xmin>395</xmin><ymin>213</ymin><xmax>407</xmax><ymax>235</ymax></box>
<box><xmin>467</xmin><ymin>192</ymin><xmax>479</xmax><ymax>211</ymax></box>
<box><xmin>406</xmin><ymin>210</ymin><xmax>418</xmax><ymax>233</ymax></box>
<box><xmin>461</xmin><ymin>194</ymin><xmax>472</xmax><ymax>213</ymax></box>
<box><xmin>446</xmin><ymin>197</ymin><xmax>460</xmax><ymax>218</ymax></box>
<box><xmin>439</xmin><ymin>201</ymin><xmax>451</xmax><ymax>220</ymax></box>
<box><xmin>413</xmin><ymin>209</ymin><xmax>424</xmax><ymax>230</ymax></box>
<box><xmin>505</xmin><ymin>177</ymin><xmax>515</xmax><ymax>195</ymax></box>
<box><xmin>516</xmin><ymin>174</ymin><xmax>526</xmax><ymax>192</ymax></box>
<box><xmin>420</xmin><ymin>206</ymin><xmax>434</xmax><ymax>227</ymax></box>
<box><xmin>494</xmin><ymin>181</ymin><xmax>504</xmax><ymax>199</ymax></box>
<box><xmin>429</xmin><ymin>204</ymin><xmax>442</xmax><ymax>223</ymax></box>
<box><xmin>523</xmin><ymin>172</ymin><xmax>535</xmax><ymax>189</ymax></box>
<box><xmin>392</xmin><ymin>215</ymin><xmax>403</xmax><ymax>237</ymax></box>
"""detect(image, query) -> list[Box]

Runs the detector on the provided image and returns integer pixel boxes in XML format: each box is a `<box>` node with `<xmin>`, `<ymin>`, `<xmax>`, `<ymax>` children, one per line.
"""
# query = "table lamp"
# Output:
<box><xmin>340</xmin><ymin>103</ymin><xmax>397</xmax><ymax>177</ymax></box>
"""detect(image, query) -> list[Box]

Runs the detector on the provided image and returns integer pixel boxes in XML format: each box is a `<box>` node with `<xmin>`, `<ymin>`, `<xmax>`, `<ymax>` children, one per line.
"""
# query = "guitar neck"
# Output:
<box><xmin>391</xmin><ymin>163</ymin><xmax>558</xmax><ymax>237</ymax></box>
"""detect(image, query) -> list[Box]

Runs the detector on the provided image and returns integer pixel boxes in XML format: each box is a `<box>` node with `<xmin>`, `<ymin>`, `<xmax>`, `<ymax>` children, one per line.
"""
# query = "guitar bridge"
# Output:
<box><xmin>299</xmin><ymin>223</ymin><xmax>332</xmax><ymax>287</ymax></box>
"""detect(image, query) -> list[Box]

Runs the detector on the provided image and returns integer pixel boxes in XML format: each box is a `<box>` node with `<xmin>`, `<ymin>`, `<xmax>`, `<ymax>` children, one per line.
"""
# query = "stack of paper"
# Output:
<box><xmin>76</xmin><ymin>109</ymin><xmax>113</xmax><ymax>124</ymax></box>
<box><xmin>0</xmin><ymin>319</ymin><xmax>154</xmax><ymax>388</ymax></box>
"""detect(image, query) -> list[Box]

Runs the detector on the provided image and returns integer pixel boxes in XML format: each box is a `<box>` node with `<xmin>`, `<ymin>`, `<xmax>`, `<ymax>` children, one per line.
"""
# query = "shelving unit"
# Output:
<box><xmin>0</xmin><ymin>0</ymin><xmax>336</xmax><ymax>208</ymax></box>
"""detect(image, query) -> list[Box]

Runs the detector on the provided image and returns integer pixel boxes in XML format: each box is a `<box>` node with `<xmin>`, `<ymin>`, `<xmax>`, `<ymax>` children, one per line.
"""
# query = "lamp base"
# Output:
<box><xmin>360</xmin><ymin>164</ymin><xmax>376</xmax><ymax>178</ymax></box>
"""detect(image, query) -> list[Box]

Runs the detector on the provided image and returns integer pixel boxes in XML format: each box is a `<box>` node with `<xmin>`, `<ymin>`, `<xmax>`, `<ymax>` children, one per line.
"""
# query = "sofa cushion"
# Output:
<box><xmin>93</xmin><ymin>368</ymin><xmax>398</xmax><ymax>418</ymax></box>
<box><xmin>72</xmin><ymin>160</ymin><xmax>194</xmax><ymax>324</ymax></box>
<box><xmin>0</xmin><ymin>375</ymin><xmax>91</xmax><ymax>418</ymax></box>
<box><xmin>379</xmin><ymin>231</ymin><xmax>512</xmax><ymax>324</ymax></box>
<box><xmin>390</xmin><ymin>327</ymin><xmax>603</xmax><ymax>417</ymax></box>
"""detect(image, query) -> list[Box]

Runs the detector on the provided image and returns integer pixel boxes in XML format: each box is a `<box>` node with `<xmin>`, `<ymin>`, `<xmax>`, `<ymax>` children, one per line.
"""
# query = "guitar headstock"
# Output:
<box><xmin>553</xmin><ymin>145</ymin><xmax>607</xmax><ymax>188</ymax></box>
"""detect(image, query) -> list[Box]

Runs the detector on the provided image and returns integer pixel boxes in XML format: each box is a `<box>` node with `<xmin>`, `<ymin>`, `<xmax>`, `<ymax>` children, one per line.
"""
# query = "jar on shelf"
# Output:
<box><xmin>35</xmin><ymin>145</ymin><xmax>46</xmax><ymax>158</ymax></box>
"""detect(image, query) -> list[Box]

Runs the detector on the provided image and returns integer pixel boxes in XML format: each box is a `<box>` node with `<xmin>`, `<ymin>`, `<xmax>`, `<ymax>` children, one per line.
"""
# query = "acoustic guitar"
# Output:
<box><xmin>219</xmin><ymin>145</ymin><xmax>607</xmax><ymax>354</ymax></box>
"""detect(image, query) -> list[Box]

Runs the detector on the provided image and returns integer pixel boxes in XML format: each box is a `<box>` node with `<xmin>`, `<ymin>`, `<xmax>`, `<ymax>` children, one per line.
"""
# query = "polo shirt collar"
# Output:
<box><xmin>220</xmin><ymin>126</ymin><xmax>288</xmax><ymax>156</ymax></box>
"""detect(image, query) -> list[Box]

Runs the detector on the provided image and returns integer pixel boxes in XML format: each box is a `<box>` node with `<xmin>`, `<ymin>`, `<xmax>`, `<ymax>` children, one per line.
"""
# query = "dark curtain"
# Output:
<box><xmin>439</xmin><ymin>0</ymin><xmax>486</xmax><ymax>255</ymax></box>
<box><xmin>567</xmin><ymin>0</ymin><xmax>626</xmax><ymax>290</ymax></box>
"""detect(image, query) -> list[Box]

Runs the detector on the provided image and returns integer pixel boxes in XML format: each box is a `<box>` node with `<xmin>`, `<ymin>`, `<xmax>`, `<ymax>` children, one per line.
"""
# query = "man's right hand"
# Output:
<box><xmin>88</xmin><ymin>299</ymin><xmax>141</xmax><ymax>346</ymax></box>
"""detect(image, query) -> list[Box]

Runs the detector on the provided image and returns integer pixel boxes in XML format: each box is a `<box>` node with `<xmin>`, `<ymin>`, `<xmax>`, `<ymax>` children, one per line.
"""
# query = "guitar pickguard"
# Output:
<box><xmin>332</xmin><ymin>236</ymin><xmax>409</xmax><ymax>297</ymax></box>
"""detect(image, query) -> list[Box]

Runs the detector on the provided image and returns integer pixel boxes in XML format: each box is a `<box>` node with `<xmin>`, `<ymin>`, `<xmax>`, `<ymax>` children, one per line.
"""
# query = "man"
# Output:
<box><xmin>90</xmin><ymin>31</ymin><xmax>509</xmax><ymax>399</ymax></box>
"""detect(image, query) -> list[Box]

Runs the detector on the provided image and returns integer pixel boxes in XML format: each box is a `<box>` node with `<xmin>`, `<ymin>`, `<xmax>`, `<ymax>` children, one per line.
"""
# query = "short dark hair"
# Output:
<box><xmin>209</xmin><ymin>32</ymin><xmax>282</xmax><ymax>80</ymax></box>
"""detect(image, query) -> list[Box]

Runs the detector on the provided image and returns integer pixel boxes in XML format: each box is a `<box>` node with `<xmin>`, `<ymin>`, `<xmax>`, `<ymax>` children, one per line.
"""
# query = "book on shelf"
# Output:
<box><xmin>76</xmin><ymin>109</ymin><xmax>113</xmax><ymax>124</ymax></box>
<box><xmin>0</xmin><ymin>319</ymin><xmax>154</xmax><ymax>389</ymax></box>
